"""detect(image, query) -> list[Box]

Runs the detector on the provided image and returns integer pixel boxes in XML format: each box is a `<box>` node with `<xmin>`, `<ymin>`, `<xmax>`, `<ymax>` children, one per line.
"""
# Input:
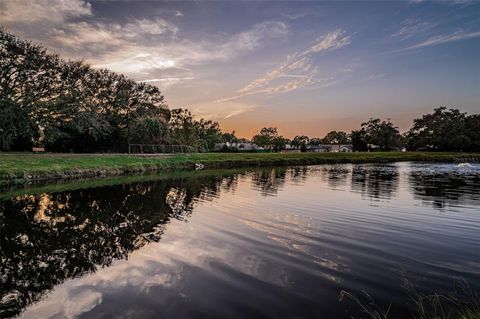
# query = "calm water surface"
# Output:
<box><xmin>1</xmin><ymin>162</ymin><xmax>479</xmax><ymax>318</ymax></box>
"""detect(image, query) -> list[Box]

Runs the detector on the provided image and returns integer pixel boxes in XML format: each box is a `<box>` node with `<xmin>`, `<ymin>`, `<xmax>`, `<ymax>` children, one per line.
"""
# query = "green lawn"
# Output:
<box><xmin>0</xmin><ymin>151</ymin><xmax>478</xmax><ymax>185</ymax></box>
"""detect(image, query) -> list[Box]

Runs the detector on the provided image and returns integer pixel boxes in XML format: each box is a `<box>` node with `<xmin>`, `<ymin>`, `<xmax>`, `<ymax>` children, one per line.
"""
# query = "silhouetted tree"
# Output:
<box><xmin>322</xmin><ymin>131</ymin><xmax>350</xmax><ymax>144</ymax></box>
<box><xmin>291</xmin><ymin>135</ymin><xmax>309</xmax><ymax>151</ymax></box>
<box><xmin>252</xmin><ymin>127</ymin><xmax>288</xmax><ymax>152</ymax></box>
<box><xmin>0</xmin><ymin>29</ymin><xmax>169</xmax><ymax>152</ymax></box>
<box><xmin>360</xmin><ymin>118</ymin><xmax>402</xmax><ymax>151</ymax></box>
<box><xmin>406</xmin><ymin>107</ymin><xmax>479</xmax><ymax>151</ymax></box>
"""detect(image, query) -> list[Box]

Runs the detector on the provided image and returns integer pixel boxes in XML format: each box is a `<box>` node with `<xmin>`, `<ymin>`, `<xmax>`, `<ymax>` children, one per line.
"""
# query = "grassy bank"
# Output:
<box><xmin>1</xmin><ymin>151</ymin><xmax>478</xmax><ymax>186</ymax></box>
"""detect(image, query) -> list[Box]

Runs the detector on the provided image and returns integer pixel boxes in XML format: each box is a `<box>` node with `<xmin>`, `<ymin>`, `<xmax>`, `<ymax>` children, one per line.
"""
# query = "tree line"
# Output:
<box><xmin>252</xmin><ymin>108</ymin><xmax>480</xmax><ymax>152</ymax></box>
<box><xmin>0</xmin><ymin>29</ymin><xmax>229</xmax><ymax>152</ymax></box>
<box><xmin>1</xmin><ymin>29</ymin><xmax>479</xmax><ymax>153</ymax></box>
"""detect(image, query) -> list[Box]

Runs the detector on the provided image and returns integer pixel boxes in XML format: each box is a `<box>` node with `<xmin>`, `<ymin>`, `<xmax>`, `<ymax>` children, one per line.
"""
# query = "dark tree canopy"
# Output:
<box><xmin>252</xmin><ymin>127</ymin><xmax>288</xmax><ymax>152</ymax></box>
<box><xmin>168</xmin><ymin>108</ymin><xmax>223</xmax><ymax>152</ymax></box>
<box><xmin>406</xmin><ymin>107</ymin><xmax>480</xmax><ymax>151</ymax></box>
<box><xmin>1</xmin><ymin>29</ymin><xmax>169</xmax><ymax>152</ymax></box>
<box><xmin>291</xmin><ymin>135</ymin><xmax>309</xmax><ymax>151</ymax></box>
<box><xmin>322</xmin><ymin>131</ymin><xmax>350</xmax><ymax>144</ymax></box>
<box><xmin>350</xmin><ymin>118</ymin><xmax>402</xmax><ymax>151</ymax></box>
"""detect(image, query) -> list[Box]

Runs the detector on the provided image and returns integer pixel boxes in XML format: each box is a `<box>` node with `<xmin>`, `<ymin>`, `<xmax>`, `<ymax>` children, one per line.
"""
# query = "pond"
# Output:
<box><xmin>1</xmin><ymin>162</ymin><xmax>479</xmax><ymax>318</ymax></box>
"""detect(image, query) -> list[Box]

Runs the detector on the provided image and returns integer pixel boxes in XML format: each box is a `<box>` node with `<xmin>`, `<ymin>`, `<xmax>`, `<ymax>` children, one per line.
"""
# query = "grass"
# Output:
<box><xmin>339</xmin><ymin>280</ymin><xmax>480</xmax><ymax>319</ymax></box>
<box><xmin>0</xmin><ymin>151</ymin><xmax>478</xmax><ymax>185</ymax></box>
<box><xmin>0</xmin><ymin>167</ymin><xmax>249</xmax><ymax>200</ymax></box>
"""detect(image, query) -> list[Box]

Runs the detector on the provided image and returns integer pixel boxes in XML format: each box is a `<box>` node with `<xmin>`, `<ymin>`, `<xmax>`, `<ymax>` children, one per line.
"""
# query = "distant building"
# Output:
<box><xmin>338</xmin><ymin>145</ymin><xmax>353</xmax><ymax>152</ymax></box>
<box><xmin>307</xmin><ymin>144</ymin><xmax>353</xmax><ymax>153</ymax></box>
<box><xmin>213</xmin><ymin>142</ymin><xmax>262</xmax><ymax>151</ymax></box>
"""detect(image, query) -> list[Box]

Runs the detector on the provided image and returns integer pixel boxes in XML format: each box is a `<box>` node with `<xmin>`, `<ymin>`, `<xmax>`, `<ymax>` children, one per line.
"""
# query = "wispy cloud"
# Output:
<box><xmin>400</xmin><ymin>29</ymin><xmax>480</xmax><ymax>51</ymax></box>
<box><xmin>217</xmin><ymin>29</ymin><xmax>351</xmax><ymax>102</ymax></box>
<box><xmin>0</xmin><ymin>0</ymin><xmax>92</xmax><ymax>24</ymax></box>
<box><xmin>192</xmin><ymin>101</ymin><xmax>257</xmax><ymax>120</ymax></box>
<box><xmin>408</xmin><ymin>0</ymin><xmax>474</xmax><ymax>5</ymax></box>
<box><xmin>137</xmin><ymin>77</ymin><xmax>196</xmax><ymax>88</ymax></box>
<box><xmin>281</xmin><ymin>12</ymin><xmax>309</xmax><ymax>20</ymax></box>
<box><xmin>392</xmin><ymin>18</ymin><xmax>435</xmax><ymax>41</ymax></box>
<box><xmin>363</xmin><ymin>73</ymin><xmax>387</xmax><ymax>81</ymax></box>
<box><xmin>1</xmin><ymin>0</ymin><xmax>288</xmax><ymax>89</ymax></box>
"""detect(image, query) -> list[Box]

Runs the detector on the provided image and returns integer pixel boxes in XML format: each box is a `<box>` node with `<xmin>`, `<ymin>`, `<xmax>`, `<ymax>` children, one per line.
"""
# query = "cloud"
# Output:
<box><xmin>192</xmin><ymin>101</ymin><xmax>257</xmax><ymax>120</ymax></box>
<box><xmin>1</xmin><ymin>1</ymin><xmax>288</xmax><ymax>89</ymax></box>
<box><xmin>392</xmin><ymin>18</ymin><xmax>435</xmax><ymax>41</ymax></box>
<box><xmin>80</xmin><ymin>20</ymin><xmax>287</xmax><ymax>81</ymax></box>
<box><xmin>139</xmin><ymin>77</ymin><xmax>195</xmax><ymax>83</ymax></box>
<box><xmin>408</xmin><ymin>0</ymin><xmax>474</xmax><ymax>5</ymax></box>
<box><xmin>281</xmin><ymin>12</ymin><xmax>309</xmax><ymax>20</ymax></box>
<box><xmin>217</xmin><ymin>29</ymin><xmax>351</xmax><ymax>102</ymax></box>
<box><xmin>218</xmin><ymin>21</ymin><xmax>287</xmax><ymax>57</ymax></box>
<box><xmin>363</xmin><ymin>73</ymin><xmax>387</xmax><ymax>81</ymax></box>
<box><xmin>0</xmin><ymin>0</ymin><xmax>92</xmax><ymax>24</ymax></box>
<box><xmin>400</xmin><ymin>29</ymin><xmax>480</xmax><ymax>51</ymax></box>
<box><xmin>137</xmin><ymin>77</ymin><xmax>196</xmax><ymax>89</ymax></box>
<box><xmin>307</xmin><ymin>29</ymin><xmax>352</xmax><ymax>54</ymax></box>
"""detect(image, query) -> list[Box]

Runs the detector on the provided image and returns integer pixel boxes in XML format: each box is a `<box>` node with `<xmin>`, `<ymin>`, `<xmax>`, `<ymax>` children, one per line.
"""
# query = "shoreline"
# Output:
<box><xmin>1</xmin><ymin>151</ymin><xmax>479</xmax><ymax>186</ymax></box>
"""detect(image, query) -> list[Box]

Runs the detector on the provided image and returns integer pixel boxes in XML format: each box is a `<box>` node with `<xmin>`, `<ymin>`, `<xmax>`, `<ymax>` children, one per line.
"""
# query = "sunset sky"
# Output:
<box><xmin>1</xmin><ymin>0</ymin><xmax>479</xmax><ymax>138</ymax></box>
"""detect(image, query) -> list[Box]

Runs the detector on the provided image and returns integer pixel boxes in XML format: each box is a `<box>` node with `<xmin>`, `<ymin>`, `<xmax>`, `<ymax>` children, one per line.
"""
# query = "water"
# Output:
<box><xmin>1</xmin><ymin>162</ymin><xmax>479</xmax><ymax>318</ymax></box>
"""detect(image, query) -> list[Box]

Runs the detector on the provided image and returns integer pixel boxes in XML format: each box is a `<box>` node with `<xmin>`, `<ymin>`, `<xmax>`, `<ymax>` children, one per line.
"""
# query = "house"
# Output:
<box><xmin>236</xmin><ymin>142</ymin><xmax>257</xmax><ymax>151</ymax></box>
<box><xmin>338</xmin><ymin>144</ymin><xmax>353</xmax><ymax>152</ymax></box>
<box><xmin>307</xmin><ymin>144</ymin><xmax>353</xmax><ymax>153</ymax></box>
<box><xmin>213</xmin><ymin>142</ymin><xmax>261</xmax><ymax>151</ymax></box>
<box><xmin>281</xmin><ymin>144</ymin><xmax>301</xmax><ymax>153</ymax></box>
<box><xmin>308</xmin><ymin>145</ymin><xmax>331</xmax><ymax>152</ymax></box>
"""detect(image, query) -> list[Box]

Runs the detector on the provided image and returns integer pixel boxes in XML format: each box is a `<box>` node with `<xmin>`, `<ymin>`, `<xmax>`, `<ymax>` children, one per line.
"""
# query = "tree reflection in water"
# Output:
<box><xmin>409</xmin><ymin>167</ymin><xmax>480</xmax><ymax>210</ymax></box>
<box><xmin>250</xmin><ymin>168</ymin><xmax>287</xmax><ymax>196</ymax></box>
<box><xmin>0</xmin><ymin>175</ymin><xmax>237</xmax><ymax>318</ymax></box>
<box><xmin>350</xmin><ymin>164</ymin><xmax>399</xmax><ymax>200</ymax></box>
<box><xmin>1</xmin><ymin>164</ymin><xmax>478</xmax><ymax>317</ymax></box>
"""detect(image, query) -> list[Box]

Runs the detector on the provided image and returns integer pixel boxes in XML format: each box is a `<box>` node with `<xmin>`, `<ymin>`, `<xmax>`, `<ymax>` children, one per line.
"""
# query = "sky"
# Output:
<box><xmin>1</xmin><ymin>0</ymin><xmax>479</xmax><ymax>138</ymax></box>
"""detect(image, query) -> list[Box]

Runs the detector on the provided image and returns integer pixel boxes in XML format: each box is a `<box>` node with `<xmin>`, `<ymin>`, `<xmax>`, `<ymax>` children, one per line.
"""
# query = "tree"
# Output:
<box><xmin>350</xmin><ymin>129</ymin><xmax>368</xmax><ymax>151</ymax></box>
<box><xmin>128</xmin><ymin>116</ymin><xmax>169</xmax><ymax>145</ymax></box>
<box><xmin>197</xmin><ymin>118</ymin><xmax>223</xmax><ymax>151</ymax></box>
<box><xmin>168</xmin><ymin>108</ymin><xmax>223</xmax><ymax>152</ymax></box>
<box><xmin>0</xmin><ymin>29</ymin><xmax>169</xmax><ymax>152</ymax></box>
<box><xmin>322</xmin><ymin>131</ymin><xmax>350</xmax><ymax>144</ymax></box>
<box><xmin>308</xmin><ymin>138</ymin><xmax>323</xmax><ymax>146</ymax></box>
<box><xmin>406</xmin><ymin>107</ymin><xmax>470</xmax><ymax>151</ymax></box>
<box><xmin>361</xmin><ymin>118</ymin><xmax>402</xmax><ymax>151</ymax></box>
<box><xmin>465</xmin><ymin>114</ymin><xmax>480</xmax><ymax>151</ymax></box>
<box><xmin>252</xmin><ymin>127</ymin><xmax>288</xmax><ymax>152</ymax></box>
<box><xmin>272</xmin><ymin>136</ymin><xmax>289</xmax><ymax>152</ymax></box>
<box><xmin>291</xmin><ymin>135</ymin><xmax>309</xmax><ymax>151</ymax></box>
<box><xmin>252</xmin><ymin>127</ymin><xmax>278</xmax><ymax>150</ymax></box>
<box><xmin>221</xmin><ymin>131</ymin><xmax>239</xmax><ymax>144</ymax></box>
<box><xmin>0</xmin><ymin>29</ymin><xmax>61</xmax><ymax>150</ymax></box>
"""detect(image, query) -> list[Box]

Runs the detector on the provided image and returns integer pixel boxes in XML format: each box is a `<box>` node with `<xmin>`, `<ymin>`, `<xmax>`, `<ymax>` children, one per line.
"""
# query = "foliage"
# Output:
<box><xmin>340</xmin><ymin>280</ymin><xmax>480</xmax><ymax>319</ymax></box>
<box><xmin>406</xmin><ymin>107</ymin><xmax>480</xmax><ymax>152</ymax></box>
<box><xmin>0</xmin><ymin>29</ymin><xmax>169</xmax><ymax>152</ymax></box>
<box><xmin>351</xmin><ymin>118</ymin><xmax>402</xmax><ymax>151</ymax></box>
<box><xmin>322</xmin><ymin>130</ymin><xmax>350</xmax><ymax>144</ymax></box>
<box><xmin>351</xmin><ymin>129</ymin><xmax>369</xmax><ymax>151</ymax></box>
<box><xmin>128</xmin><ymin>116</ymin><xmax>169</xmax><ymax>145</ymax></box>
<box><xmin>291</xmin><ymin>135</ymin><xmax>309</xmax><ymax>151</ymax></box>
<box><xmin>309</xmin><ymin>137</ymin><xmax>323</xmax><ymax>146</ymax></box>
<box><xmin>168</xmin><ymin>108</ymin><xmax>223</xmax><ymax>152</ymax></box>
<box><xmin>252</xmin><ymin>127</ymin><xmax>288</xmax><ymax>152</ymax></box>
